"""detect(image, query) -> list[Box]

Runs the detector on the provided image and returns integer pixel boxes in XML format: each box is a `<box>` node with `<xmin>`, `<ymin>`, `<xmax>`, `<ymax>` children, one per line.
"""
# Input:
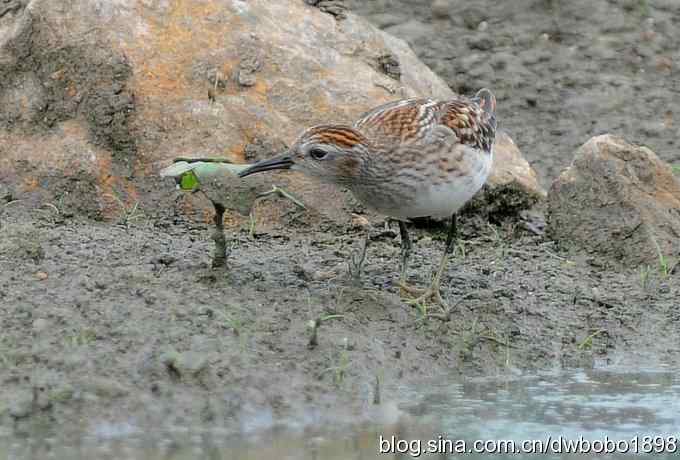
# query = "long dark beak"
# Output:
<box><xmin>237</xmin><ymin>154</ymin><xmax>294</xmax><ymax>178</ymax></box>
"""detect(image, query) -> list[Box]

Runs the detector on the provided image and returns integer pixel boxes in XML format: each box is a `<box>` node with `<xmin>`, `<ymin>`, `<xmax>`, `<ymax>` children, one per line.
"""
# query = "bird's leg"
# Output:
<box><xmin>405</xmin><ymin>214</ymin><xmax>458</xmax><ymax>310</ymax></box>
<box><xmin>348</xmin><ymin>229</ymin><xmax>371</xmax><ymax>284</ymax></box>
<box><xmin>397</xmin><ymin>221</ymin><xmax>418</xmax><ymax>294</ymax></box>
<box><xmin>398</xmin><ymin>221</ymin><xmax>412</xmax><ymax>284</ymax></box>
<box><xmin>211</xmin><ymin>201</ymin><xmax>228</xmax><ymax>268</ymax></box>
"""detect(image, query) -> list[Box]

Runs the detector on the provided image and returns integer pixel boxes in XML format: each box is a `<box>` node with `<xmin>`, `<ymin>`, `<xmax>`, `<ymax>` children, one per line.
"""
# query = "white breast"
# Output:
<box><xmin>377</xmin><ymin>149</ymin><xmax>493</xmax><ymax>220</ymax></box>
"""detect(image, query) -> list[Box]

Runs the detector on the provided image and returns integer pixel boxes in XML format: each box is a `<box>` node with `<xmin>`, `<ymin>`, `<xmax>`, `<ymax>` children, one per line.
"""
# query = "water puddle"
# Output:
<box><xmin>2</xmin><ymin>367</ymin><xmax>678</xmax><ymax>459</ymax></box>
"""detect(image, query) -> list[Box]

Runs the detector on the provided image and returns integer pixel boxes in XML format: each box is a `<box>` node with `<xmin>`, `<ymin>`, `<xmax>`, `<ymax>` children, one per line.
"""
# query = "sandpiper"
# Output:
<box><xmin>238</xmin><ymin>89</ymin><xmax>497</xmax><ymax>308</ymax></box>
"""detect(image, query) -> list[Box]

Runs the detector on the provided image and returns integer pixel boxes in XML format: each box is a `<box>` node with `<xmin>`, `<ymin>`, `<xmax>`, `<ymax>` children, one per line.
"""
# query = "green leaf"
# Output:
<box><xmin>179</xmin><ymin>170</ymin><xmax>200</xmax><ymax>191</ymax></box>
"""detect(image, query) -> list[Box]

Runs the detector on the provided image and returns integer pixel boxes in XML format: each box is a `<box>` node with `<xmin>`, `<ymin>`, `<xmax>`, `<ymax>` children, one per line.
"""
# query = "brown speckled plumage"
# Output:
<box><xmin>239</xmin><ymin>89</ymin><xmax>498</xmax><ymax>308</ymax></box>
<box><xmin>354</xmin><ymin>94</ymin><xmax>496</xmax><ymax>153</ymax></box>
<box><xmin>239</xmin><ymin>89</ymin><xmax>497</xmax><ymax>217</ymax></box>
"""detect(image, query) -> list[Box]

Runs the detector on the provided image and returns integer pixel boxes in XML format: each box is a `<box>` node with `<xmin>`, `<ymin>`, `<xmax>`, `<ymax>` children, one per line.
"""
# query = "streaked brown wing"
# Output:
<box><xmin>437</xmin><ymin>98</ymin><xmax>496</xmax><ymax>153</ymax></box>
<box><xmin>353</xmin><ymin>97</ymin><xmax>439</xmax><ymax>145</ymax></box>
<box><xmin>354</xmin><ymin>95</ymin><xmax>496</xmax><ymax>152</ymax></box>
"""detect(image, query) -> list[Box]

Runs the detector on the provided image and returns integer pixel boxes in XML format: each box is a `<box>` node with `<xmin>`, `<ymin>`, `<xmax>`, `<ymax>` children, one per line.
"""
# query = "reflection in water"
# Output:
<box><xmin>2</xmin><ymin>367</ymin><xmax>678</xmax><ymax>459</ymax></box>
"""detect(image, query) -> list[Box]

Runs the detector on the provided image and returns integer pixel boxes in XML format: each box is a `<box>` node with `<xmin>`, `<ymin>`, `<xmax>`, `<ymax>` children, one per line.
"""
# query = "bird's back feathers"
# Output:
<box><xmin>353</xmin><ymin>91</ymin><xmax>496</xmax><ymax>153</ymax></box>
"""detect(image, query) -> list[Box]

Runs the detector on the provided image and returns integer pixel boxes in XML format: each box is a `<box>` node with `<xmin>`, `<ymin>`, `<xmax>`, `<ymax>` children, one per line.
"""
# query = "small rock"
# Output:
<box><xmin>32</xmin><ymin>318</ymin><xmax>50</xmax><ymax>334</ymax></box>
<box><xmin>85</xmin><ymin>377</ymin><xmax>130</xmax><ymax>398</ymax></box>
<box><xmin>656</xmin><ymin>56</ymin><xmax>673</xmax><ymax>73</ymax></box>
<box><xmin>35</xmin><ymin>271</ymin><xmax>48</xmax><ymax>281</ymax></box>
<box><xmin>160</xmin><ymin>349</ymin><xmax>181</xmax><ymax>372</ymax></box>
<box><xmin>311</xmin><ymin>269</ymin><xmax>337</xmax><ymax>281</ymax></box>
<box><xmin>8</xmin><ymin>390</ymin><xmax>34</xmax><ymax>419</ymax></box>
<box><xmin>547</xmin><ymin>134</ymin><xmax>680</xmax><ymax>267</ymax></box>
<box><xmin>177</xmin><ymin>351</ymin><xmax>209</xmax><ymax>376</ymax></box>
<box><xmin>641</xmin><ymin>30</ymin><xmax>656</xmax><ymax>42</ymax></box>
<box><xmin>461</xmin><ymin>6</ymin><xmax>487</xmax><ymax>29</ymax></box>
<box><xmin>351</xmin><ymin>213</ymin><xmax>370</xmax><ymax>228</ymax></box>
<box><xmin>431</xmin><ymin>0</ymin><xmax>451</xmax><ymax>19</ymax></box>
<box><xmin>49</xmin><ymin>384</ymin><xmax>75</xmax><ymax>403</ymax></box>
<box><xmin>162</xmin><ymin>350</ymin><xmax>209</xmax><ymax>377</ymax></box>
<box><xmin>33</xmin><ymin>387</ymin><xmax>51</xmax><ymax>411</ymax></box>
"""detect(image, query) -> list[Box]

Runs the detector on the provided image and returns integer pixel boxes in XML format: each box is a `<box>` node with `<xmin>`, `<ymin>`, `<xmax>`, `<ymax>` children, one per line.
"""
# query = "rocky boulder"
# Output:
<box><xmin>547</xmin><ymin>134</ymin><xmax>680</xmax><ymax>268</ymax></box>
<box><xmin>0</xmin><ymin>0</ymin><xmax>540</xmax><ymax>227</ymax></box>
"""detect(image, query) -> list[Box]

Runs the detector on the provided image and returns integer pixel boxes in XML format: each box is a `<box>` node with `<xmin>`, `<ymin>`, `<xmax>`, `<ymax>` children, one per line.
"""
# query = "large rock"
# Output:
<box><xmin>0</xmin><ymin>0</ymin><xmax>539</xmax><ymax>226</ymax></box>
<box><xmin>547</xmin><ymin>134</ymin><xmax>680</xmax><ymax>267</ymax></box>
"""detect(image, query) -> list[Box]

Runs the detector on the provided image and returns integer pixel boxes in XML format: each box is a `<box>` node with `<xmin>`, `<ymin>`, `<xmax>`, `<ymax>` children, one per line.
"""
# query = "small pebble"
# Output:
<box><xmin>32</xmin><ymin>318</ymin><xmax>50</xmax><ymax>334</ymax></box>
<box><xmin>351</xmin><ymin>213</ymin><xmax>370</xmax><ymax>228</ymax></box>
<box><xmin>312</xmin><ymin>270</ymin><xmax>336</xmax><ymax>281</ymax></box>
<box><xmin>8</xmin><ymin>390</ymin><xmax>34</xmax><ymax>419</ymax></box>
<box><xmin>162</xmin><ymin>350</ymin><xmax>209</xmax><ymax>377</ymax></box>
<box><xmin>431</xmin><ymin>0</ymin><xmax>450</xmax><ymax>19</ymax></box>
<box><xmin>86</xmin><ymin>378</ymin><xmax>130</xmax><ymax>398</ymax></box>
<box><xmin>656</xmin><ymin>56</ymin><xmax>672</xmax><ymax>72</ymax></box>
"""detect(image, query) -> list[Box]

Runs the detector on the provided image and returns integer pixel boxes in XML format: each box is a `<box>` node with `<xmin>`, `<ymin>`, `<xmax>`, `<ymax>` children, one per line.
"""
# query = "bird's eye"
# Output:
<box><xmin>309</xmin><ymin>148</ymin><xmax>328</xmax><ymax>160</ymax></box>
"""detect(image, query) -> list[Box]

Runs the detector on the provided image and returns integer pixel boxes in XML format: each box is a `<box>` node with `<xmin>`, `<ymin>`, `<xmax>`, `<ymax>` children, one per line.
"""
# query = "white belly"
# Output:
<box><xmin>376</xmin><ymin>151</ymin><xmax>492</xmax><ymax>220</ymax></box>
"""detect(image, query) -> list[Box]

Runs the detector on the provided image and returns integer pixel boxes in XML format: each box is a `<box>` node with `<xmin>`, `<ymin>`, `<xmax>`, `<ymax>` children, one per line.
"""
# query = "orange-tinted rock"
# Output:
<box><xmin>548</xmin><ymin>134</ymin><xmax>680</xmax><ymax>267</ymax></box>
<box><xmin>0</xmin><ymin>0</ymin><xmax>538</xmax><ymax>226</ymax></box>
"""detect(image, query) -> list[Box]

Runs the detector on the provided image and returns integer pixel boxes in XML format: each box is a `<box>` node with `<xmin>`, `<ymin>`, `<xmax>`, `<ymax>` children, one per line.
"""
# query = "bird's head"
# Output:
<box><xmin>238</xmin><ymin>125</ymin><xmax>371</xmax><ymax>185</ymax></box>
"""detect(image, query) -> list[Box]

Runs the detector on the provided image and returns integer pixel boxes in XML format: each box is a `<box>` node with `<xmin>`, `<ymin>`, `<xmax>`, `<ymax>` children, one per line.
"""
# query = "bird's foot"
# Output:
<box><xmin>347</xmin><ymin>237</ymin><xmax>370</xmax><ymax>285</ymax></box>
<box><xmin>399</xmin><ymin>280</ymin><xmax>448</xmax><ymax>314</ymax></box>
<box><xmin>398</xmin><ymin>280</ymin><xmax>424</xmax><ymax>296</ymax></box>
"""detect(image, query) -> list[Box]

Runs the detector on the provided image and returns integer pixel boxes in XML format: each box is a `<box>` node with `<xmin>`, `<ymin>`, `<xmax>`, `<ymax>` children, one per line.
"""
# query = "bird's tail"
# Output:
<box><xmin>474</xmin><ymin>88</ymin><xmax>496</xmax><ymax>117</ymax></box>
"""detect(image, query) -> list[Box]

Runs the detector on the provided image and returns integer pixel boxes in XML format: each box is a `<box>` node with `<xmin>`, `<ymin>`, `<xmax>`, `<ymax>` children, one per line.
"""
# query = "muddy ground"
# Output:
<box><xmin>1</xmin><ymin>0</ymin><xmax>680</xmax><ymax>439</ymax></box>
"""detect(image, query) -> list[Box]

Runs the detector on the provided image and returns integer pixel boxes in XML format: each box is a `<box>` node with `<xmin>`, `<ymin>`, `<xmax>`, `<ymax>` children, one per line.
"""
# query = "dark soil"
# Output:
<box><xmin>1</xmin><ymin>196</ymin><xmax>678</xmax><ymax>433</ymax></box>
<box><xmin>1</xmin><ymin>0</ymin><xmax>679</xmax><ymax>438</ymax></box>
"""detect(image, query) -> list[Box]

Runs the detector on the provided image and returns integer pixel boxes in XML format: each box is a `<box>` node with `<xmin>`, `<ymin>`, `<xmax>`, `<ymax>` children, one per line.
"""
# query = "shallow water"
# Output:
<box><xmin>2</xmin><ymin>367</ymin><xmax>679</xmax><ymax>459</ymax></box>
